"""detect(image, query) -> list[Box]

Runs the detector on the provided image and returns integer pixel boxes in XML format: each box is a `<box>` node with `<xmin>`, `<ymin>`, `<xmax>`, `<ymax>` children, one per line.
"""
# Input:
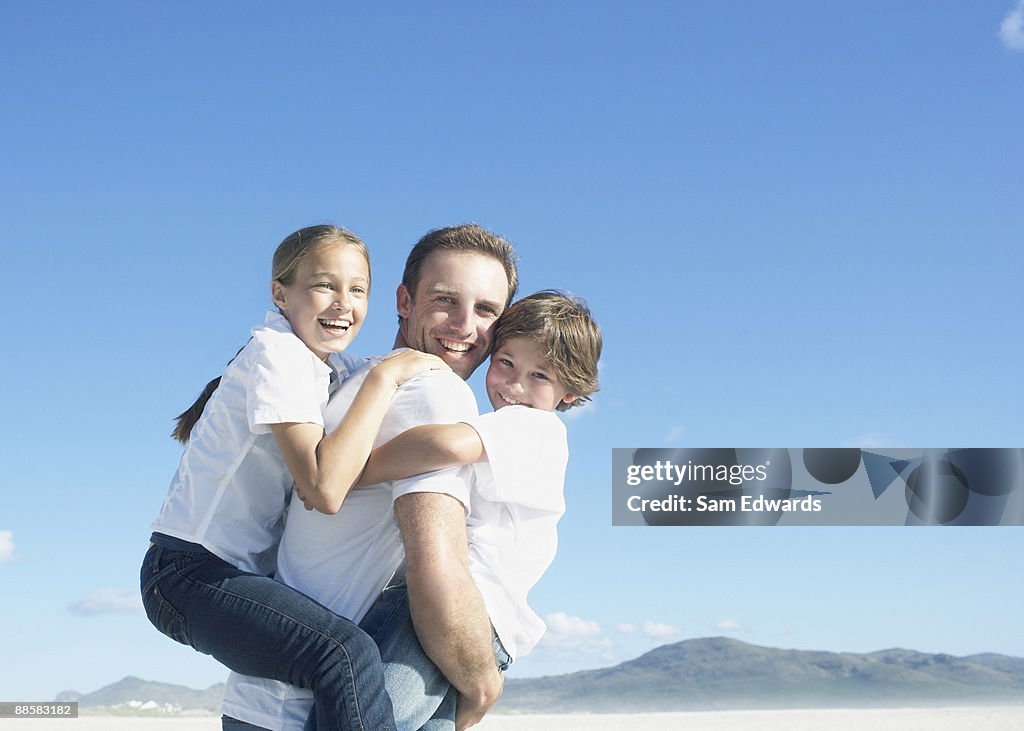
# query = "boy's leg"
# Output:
<box><xmin>417</xmin><ymin>686</ymin><xmax>457</xmax><ymax>731</ymax></box>
<box><xmin>141</xmin><ymin>543</ymin><xmax>395</xmax><ymax>731</ymax></box>
<box><xmin>392</xmin><ymin>624</ymin><xmax>508</xmax><ymax>731</ymax></box>
<box><xmin>358</xmin><ymin>579</ymin><xmax>453</xmax><ymax>731</ymax></box>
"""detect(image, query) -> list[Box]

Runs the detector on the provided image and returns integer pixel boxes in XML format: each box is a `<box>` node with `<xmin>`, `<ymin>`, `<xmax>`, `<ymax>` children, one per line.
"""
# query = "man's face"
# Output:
<box><xmin>396</xmin><ymin>250</ymin><xmax>510</xmax><ymax>380</ymax></box>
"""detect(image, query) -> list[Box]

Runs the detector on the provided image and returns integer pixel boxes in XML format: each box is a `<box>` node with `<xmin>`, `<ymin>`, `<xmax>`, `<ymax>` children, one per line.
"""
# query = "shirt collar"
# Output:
<box><xmin>262</xmin><ymin>309</ymin><xmax>335</xmax><ymax>379</ymax></box>
<box><xmin>262</xmin><ymin>309</ymin><xmax>291</xmax><ymax>332</ymax></box>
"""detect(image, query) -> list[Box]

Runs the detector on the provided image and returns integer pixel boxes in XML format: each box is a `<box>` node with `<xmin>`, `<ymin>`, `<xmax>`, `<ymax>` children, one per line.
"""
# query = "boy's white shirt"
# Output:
<box><xmin>461</xmin><ymin>405</ymin><xmax>568</xmax><ymax>660</ymax></box>
<box><xmin>150</xmin><ymin>310</ymin><xmax>359</xmax><ymax>575</ymax></box>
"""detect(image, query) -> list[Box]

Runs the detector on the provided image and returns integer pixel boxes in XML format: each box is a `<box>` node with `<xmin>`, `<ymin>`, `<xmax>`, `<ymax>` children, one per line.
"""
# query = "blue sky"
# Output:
<box><xmin>2</xmin><ymin>2</ymin><xmax>1023</xmax><ymax>701</ymax></box>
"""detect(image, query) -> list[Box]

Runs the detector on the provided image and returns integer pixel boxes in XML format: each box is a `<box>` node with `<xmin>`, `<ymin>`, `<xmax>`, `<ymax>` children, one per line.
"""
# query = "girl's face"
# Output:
<box><xmin>485</xmin><ymin>336</ymin><xmax>578</xmax><ymax>412</ymax></box>
<box><xmin>271</xmin><ymin>243</ymin><xmax>370</xmax><ymax>361</ymax></box>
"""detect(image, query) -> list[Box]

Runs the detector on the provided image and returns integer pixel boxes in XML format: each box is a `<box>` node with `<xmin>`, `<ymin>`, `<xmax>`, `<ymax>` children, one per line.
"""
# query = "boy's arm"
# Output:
<box><xmin>273</xmin><ymin>351</ymin><xmax>448</xmax><ymax>514</ymax></box>
<box><xmin>393</xmin><ymin>491</ymin><xmax>503</xmax><ymax>729</ymax></box>
<box><xmin>358</xmin><ymin>423</ymin><xmax>485</xmax><ymax>486</ymax></box>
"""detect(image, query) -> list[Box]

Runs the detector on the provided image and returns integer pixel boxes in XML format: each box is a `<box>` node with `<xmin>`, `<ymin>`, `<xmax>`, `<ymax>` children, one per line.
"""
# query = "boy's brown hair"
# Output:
<box><xmin>492</xmin><ymin>290</ymin><xmax>602</xmax><ymax>412</ymax></box>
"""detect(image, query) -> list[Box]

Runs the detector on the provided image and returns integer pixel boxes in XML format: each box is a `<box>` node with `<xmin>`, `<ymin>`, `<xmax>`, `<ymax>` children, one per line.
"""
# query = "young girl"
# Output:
<box><xmin>141</xmin><ymin>225</ymin><xmax>445</xmax><ymax>731</ymax></box>
<box><xmin>295</xmin><ymin>290</ymin><xmax>601</xmax><ymax>728</ymax></box>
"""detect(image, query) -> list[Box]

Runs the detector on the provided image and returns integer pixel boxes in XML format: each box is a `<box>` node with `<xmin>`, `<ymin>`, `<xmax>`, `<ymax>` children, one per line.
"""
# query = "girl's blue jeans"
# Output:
<box><xmin>140</xmin><ymin>542</ymin><xmax>404</xmax><ymax>731</ymax></box>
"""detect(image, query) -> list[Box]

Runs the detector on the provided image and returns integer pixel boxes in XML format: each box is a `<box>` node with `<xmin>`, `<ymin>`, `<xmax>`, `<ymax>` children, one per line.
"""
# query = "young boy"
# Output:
<box><xmin>361</xmin><ymin>289</ymin><xmax>602</xmax><ymax>665</ymax></box>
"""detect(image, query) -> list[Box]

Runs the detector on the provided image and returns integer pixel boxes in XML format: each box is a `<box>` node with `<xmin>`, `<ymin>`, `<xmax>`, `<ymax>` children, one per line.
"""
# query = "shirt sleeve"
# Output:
<box><xmin>461</xmin><ymin>407</ymin><xmax>568</xmax><ymax>514</ymax></box>
<box><xmin>246</xmin><ymin>332</ymin><xmax>331</xmax><ymax>434</ymax></box>
<box><xmin>389</xmin><ymin>370</ymin><xmax>479</xmax><ymax>511</ymax></box>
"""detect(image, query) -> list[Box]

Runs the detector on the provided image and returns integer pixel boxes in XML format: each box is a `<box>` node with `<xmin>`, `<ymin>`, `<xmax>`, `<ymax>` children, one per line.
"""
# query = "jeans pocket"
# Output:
<box><xmin>143</xmin><ymin>582</ymin><xmax>192</xmax><ymax>647</ymax></box>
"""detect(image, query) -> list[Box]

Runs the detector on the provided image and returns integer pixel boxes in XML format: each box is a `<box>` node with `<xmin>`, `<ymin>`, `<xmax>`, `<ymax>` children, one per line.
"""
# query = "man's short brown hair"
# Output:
<box><xmin>401</xmin><ymin>224</ymin><xmax>519</xmax><ymax>310</ymax></box>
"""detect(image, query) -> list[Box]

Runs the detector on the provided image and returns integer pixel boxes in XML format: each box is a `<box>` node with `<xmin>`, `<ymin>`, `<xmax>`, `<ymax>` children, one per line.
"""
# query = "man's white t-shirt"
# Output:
<box><xmin>461</xmin><ymin>406</ymin><xmax>568</xmax><ymax>660</ymax></box>
<box><xmin>150</xmin><ymin>311</ymin><xmax>357</xmax><ymax>575</ymax></box>
<box><xmin>221</xmin><ymin>351</ymin><xmax>477</xmax><ymax>730</ymax></box>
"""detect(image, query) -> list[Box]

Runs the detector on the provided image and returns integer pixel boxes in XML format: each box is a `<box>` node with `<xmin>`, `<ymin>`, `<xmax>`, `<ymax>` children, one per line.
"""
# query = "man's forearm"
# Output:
<box><xmin>394</xmin><ymin>493</ymin><xmax>502</xmax><ymax>707</ymax></box>
<box><xmin>406</xmin><ymin>557</ymin><xmax>501</xmax><ymax>700</ymax></box>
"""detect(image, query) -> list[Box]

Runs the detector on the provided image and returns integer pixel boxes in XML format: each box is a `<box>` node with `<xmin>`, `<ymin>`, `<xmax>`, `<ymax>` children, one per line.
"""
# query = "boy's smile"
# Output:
<box><xmin>485</xmin><ymin>336</ymin><xmax>577</xmax><ymax>412</ymax></box>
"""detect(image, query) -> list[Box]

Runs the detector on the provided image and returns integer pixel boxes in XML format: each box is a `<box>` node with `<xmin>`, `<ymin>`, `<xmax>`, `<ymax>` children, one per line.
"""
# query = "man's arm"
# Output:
<box><xmin>394</xmin><ymin>491</ymin><xmax>502</xmax><ymax>729</ymax></box>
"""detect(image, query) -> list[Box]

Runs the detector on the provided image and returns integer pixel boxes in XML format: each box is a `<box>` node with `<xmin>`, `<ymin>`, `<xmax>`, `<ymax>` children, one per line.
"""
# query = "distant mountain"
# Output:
<box><xmin>56</xmin><ymin>676</ymin><xmax>224</xmax><ymax>713</ymax></box>
<box><xmin>499</xmin><ymin>637</ymin><xmax>1024</xmax><ymax>713</ymax></box>
<box><xmin>55</xmin><ymin>638</ymin><xmax>1024</xmax><ymax>715</ymax></box>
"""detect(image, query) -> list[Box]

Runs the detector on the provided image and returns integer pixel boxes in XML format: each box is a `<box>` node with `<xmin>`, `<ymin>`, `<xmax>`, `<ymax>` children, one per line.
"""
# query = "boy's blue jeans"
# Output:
<box><xmin>357</xmin><ymin>582</ymin><xmax>511</xmax><ymax>731</ymax></box>
<box><xmin>140</xmin><ymin>543</ymin><xmax>409</xmax><ymax>731</ymax></box>
<box><xmin>354</xmin><ymin>576</ymin><xmax>456</xmax><ymax>731</ymax></box>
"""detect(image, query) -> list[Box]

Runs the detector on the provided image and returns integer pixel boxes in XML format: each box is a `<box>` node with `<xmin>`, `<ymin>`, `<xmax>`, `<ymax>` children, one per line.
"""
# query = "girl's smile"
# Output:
<box><xmin>272</xmin><ymin>243</ymin><xmax>370</xmax><ymax>361</ymax></box>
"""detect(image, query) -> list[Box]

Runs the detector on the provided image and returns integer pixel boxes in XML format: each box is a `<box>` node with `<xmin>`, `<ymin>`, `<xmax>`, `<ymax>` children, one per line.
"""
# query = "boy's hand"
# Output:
<box><xmin>376</xmin><ymin>349</ymin><xmax>450</xmax><ymax>389</ymax></box>
<box><xmin>292</xmin><ymin>481</ymin><xmax>315</xmax><ymax>511</ymax></box>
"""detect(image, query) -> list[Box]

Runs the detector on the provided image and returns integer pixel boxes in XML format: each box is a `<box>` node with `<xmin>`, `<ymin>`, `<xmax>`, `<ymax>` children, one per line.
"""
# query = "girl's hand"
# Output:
<box><xmin>375</xmin><ymin>349</ymin><xmax>450</xmax><ymax>389</ymax></box>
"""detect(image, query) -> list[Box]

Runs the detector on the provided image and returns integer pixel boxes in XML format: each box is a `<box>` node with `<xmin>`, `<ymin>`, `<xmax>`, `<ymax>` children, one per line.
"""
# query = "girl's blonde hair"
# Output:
<box><xmin>272</xmin><ymin>225</ymin><xmax>369</xmax><ymax>290</ymax></box>
<box><xmin>172</xmin><ymin>225</ymin><xmax>368</xmax><ymax>443</ymax></box>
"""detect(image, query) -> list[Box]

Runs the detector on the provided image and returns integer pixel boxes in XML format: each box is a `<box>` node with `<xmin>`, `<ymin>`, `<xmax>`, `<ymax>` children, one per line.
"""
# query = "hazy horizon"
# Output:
<box><xmin>59</xmin><ymin>634</ymin><xmax>1024</xmax><ymax>698</ymax></box>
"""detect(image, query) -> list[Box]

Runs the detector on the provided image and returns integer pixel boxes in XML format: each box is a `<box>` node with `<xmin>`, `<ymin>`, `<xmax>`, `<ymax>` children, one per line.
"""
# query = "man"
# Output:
<box><xmin>221</xmin><ymin>223</ymin><xmax>518</xmax><ymax>730</ymax></box>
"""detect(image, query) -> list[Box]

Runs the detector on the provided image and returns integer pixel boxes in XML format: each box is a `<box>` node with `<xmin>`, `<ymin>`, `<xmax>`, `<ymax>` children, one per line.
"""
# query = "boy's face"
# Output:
<box><xmin>485</xmin><ymin>336</ymin><xmax>577</xmax><ymax>412</ymax></box>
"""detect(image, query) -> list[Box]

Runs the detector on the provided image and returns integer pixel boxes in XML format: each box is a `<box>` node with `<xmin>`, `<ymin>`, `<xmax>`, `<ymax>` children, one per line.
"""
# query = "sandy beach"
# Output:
<box><xmin>3</xmin><ymin>707</ymin><xmax>1024</xmax><ymax>730</ymax></box>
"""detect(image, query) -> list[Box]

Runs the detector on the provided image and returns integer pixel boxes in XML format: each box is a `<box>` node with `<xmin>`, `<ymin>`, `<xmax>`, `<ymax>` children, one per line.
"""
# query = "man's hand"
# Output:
<box><xmin>455</xmin><ymin>671</ymin><xmax>504</xmax><ymax>730</ymax></box>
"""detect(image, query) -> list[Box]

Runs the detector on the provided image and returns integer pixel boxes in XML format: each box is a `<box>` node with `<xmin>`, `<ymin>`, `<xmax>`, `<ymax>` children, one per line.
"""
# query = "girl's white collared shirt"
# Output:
<box><xmin>151</xmin><ymin>311</ymin><xmax>359</xmax><ymax>575</ymax></box>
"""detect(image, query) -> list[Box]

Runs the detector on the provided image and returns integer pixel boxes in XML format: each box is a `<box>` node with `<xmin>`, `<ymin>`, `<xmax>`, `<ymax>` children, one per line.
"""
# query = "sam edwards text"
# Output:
<box><xmin>627</xmin><ymin>494</ymin><xmax>823</xmax><ymax>513</ymax></box>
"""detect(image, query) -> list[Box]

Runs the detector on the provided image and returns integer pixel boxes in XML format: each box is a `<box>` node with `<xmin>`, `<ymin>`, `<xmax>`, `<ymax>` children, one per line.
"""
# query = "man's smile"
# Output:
<box><xmin>438</xmin><ymin>338</ymin><xmax>472</xmax><ymax>354</ymax></box>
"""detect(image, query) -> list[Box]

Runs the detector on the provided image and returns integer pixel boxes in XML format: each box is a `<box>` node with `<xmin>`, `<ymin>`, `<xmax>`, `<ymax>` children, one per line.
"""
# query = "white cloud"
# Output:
<box><xmin>544</xmin><ymin>610</ymin><xmax>614</xmax><ymax>651</ymax></box>
<box><xmin>841</xmin><ymin>433</ymin><xmax>905</xmax><ymax>449</ymax></box>
<box><xmin>68</xmin><ymin>588</ymin><xmax>143</xmax><ymax>615</ymax></box>
<box><xmin>616</xmin><ymin>623</ymin><xmax>638</xmax><ymax>633</ymax></box>
<box><xmin>545</xmin><ymin>612</ymin><xmax>603</xmax><ymax>638</ymax></box>
<box><xmin>1000</xmin><ymin>0</ymin><xmax>1024</xmax><ymax>50</ymax></box>
<box><xmin>663</xmin><ymin>425</ymin><xmax>686</xmax><ymax>443</ymax></box>
<box><xmin>642</xmin><ymin>621</ymin><xmax>681</xmax><ymax>639</ymax></box>
<box><xmin>0</xmin><ymin>530</ymin><xmax>13</xmax><ymax>563</ymax></box>
<box><xmin>714</xmin><ymin>618</ymin><xmax>747</xmax><ymax>632</ymax></box>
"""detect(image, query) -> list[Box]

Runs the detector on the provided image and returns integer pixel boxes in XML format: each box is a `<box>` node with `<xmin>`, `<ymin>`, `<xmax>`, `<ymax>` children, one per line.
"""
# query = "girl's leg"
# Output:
<box><xmin>141</xmin><ymin>544</ymin><xmax>396</xmax><ymax>731</ymax></box>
